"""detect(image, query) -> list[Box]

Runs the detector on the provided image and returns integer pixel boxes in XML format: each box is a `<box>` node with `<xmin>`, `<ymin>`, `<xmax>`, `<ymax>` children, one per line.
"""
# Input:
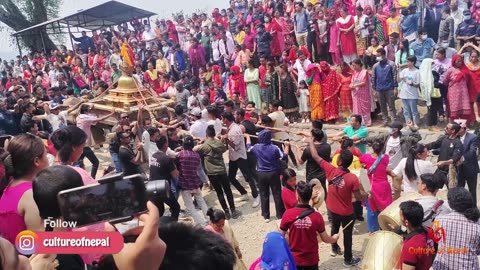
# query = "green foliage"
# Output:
<box><xmin>19</xmin><ymin>0</ymin><xmax>62</xmax><ymax>22</ymax></box>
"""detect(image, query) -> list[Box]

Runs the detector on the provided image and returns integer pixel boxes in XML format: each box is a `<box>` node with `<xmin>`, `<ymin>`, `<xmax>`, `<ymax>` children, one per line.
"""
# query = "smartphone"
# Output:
<box><xmin>57</xmin><ymin>174</ymin><xmax>148</xmax><ymax>227</ymax></box>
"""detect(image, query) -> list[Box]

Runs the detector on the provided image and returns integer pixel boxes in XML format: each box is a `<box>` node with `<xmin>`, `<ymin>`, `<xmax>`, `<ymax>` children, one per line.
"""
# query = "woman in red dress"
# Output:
<box><xmin>320</xmin><ymin>61</ymin><xmax>341</xmax><ymax>122</ymax></box>
<box><xmin>265</xmin><ymin>12</ymin><xmax>285</xmax><ymax>59</ymax></box>
<box><xmin>336</xmin><ymin>7</ymin><xmax>357</xmax><ymax>63</ymax></box>
<box><xmin>166</xmin><ymin>20</ymin><xmax>179</xmax><ymax>44</ymax></box>
<box><xmin>212</xmin><ymin>65</ymin><xmax>223</xmax><ymax>88</ymax></box>
<box><xmin>228</xmin><ymin>65</ymin><xmax>246</xmax><ymax>99</ymax></box>
<box><xmin>96</xmin><ymin>50</ymin><xmax>106</xmax><ymax>68</ymax></box>
<box><xmin>23</xmin><ymin>65</ymin><xmax>32</xmax><ymax>94</ymax></box>
<box><xmin>461</xmin><ymin>47</ymin><xmax>480</xmax><ymax>122</ymax></box>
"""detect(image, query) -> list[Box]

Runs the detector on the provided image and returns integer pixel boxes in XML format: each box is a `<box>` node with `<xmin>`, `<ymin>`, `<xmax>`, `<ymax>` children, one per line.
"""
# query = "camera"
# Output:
<box><xmin>57</xmin><ymin>173</ymin><xmax>170</xmax><ymax>227</ymax></box>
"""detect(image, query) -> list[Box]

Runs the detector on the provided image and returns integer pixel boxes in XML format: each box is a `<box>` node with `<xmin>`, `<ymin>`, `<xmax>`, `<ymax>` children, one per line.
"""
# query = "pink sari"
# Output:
<box><xmin>351</xmin><ymin>69</ymin><xmax>372</xmax><ymax>126</ymax></box>
<box><xmin>360</xmin><ymin>154</ymin><xmax>393</xmax><ymax>212</ymax></box>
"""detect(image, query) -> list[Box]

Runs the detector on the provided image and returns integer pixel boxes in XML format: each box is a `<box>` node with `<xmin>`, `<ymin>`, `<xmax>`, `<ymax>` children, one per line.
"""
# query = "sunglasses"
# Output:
<box><xmin>121</xmin><ymin>116</ymin><xmax>128</xmax><ymax>119</ymax></box>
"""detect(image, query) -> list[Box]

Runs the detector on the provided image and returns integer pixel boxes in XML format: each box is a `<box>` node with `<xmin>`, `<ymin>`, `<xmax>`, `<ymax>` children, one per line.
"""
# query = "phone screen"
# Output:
<box><xmin>57</xmin><ymin>175</ymin><xmax>148</xmax><ymax>227</ymax></box>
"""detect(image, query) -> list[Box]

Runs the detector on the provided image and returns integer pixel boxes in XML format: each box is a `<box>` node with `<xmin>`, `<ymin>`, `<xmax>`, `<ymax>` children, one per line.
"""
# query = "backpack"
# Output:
<box><xmin>294</xmin><ymin>10</ymin><xmax>309</xmax><ymax>29</ymax></box>
<box><xmin>422</xmin><ymin>200</ymin><xmax>445</xmax><ymax>260</ymax></box>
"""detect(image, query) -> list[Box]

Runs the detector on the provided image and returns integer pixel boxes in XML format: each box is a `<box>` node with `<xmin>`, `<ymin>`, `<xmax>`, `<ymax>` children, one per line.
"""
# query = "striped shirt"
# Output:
<box><xmin>177</xmin><ymin>150</ymin><xmax>201</xmax><ymax>190</ymax></box>
<box><xmin>432</xmin><ymin>212</ymin><xmax>480</xmax><ymax>270</ymax></box>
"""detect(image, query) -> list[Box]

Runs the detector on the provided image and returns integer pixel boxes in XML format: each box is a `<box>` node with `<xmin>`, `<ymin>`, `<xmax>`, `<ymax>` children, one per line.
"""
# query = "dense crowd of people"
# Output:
<box><xmin>1</xmin><ymin>0</ymin><xmax>480</xmax><ymax>269</ymax></box>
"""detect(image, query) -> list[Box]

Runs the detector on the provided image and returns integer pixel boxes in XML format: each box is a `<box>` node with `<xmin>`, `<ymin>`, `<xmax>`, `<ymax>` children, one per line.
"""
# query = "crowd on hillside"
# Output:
<box><xmin>1</xmin><ymin>0</ymin><xmax>480</xmax><ymax>270</ymax></box>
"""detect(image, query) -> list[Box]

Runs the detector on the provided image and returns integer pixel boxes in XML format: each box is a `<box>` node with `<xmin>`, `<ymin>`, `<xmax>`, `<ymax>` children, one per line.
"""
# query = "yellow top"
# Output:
<box><xmin>386</xmin><ymin>16</ymin><xmax>401</xmax><ymax>35</ymax></box>
<box><xmin>331</xmin><ymin>153</ymin><xmax>362</xmax><ymax>170</ymax></box>
<box><xmin>156</xmin><ymin>58</ymin><xmax>170</xmax><ymax>74</ymax></box>
<box><xmin>234</xmin><ymin>31</ymin><xmax>246</xmax><ymax>46</ymax></box>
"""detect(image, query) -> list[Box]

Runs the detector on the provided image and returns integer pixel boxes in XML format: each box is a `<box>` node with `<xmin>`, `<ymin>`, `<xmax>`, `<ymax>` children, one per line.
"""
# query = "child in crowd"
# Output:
<box><xmin>297</xmin><ymin>80</ymin><xmax>310</xmax><ymax>123</ymax></box>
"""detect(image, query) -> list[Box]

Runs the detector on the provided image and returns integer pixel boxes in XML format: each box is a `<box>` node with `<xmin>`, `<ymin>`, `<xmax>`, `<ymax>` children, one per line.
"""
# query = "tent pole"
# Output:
<box><xmin>39</xmin><ymin>31</ymin><xmax>47</xmax><ymax>54</ymax></box>
<box><xmin>67</xmin><ymin>24</ymin><xmax>75</xmax><ymax>50</ymax></box>
<box><xmin>15</xmin><ymin>36</ymin><xmax>23</xmax><ymax>57</ymax></box>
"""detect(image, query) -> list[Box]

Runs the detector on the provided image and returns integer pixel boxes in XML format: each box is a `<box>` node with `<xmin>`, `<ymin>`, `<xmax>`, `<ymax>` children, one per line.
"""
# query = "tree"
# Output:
<box><xmin>0</xmin><ymin>0</ymin><xmax>61</xmax><ymax>54</ymax></box>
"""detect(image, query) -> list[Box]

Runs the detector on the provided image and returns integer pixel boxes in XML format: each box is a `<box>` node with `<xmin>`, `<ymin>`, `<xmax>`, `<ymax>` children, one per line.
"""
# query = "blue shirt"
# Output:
<box><xmin>410</xmin><ymin>38</ymin><xmax>436</xmax><ymax>65</ymax></box>
<box><xmin>372</xmin><ymin>60</ymin><xmax>398</xmax><ymax>91</ymax></box>
<box><xmin>294</xmin><ymin>11</ymin><xmax>309</xmax><ymax>33</ymax></box>
<box><xmin>247</xmin><ymin>130</ymin><xmax>287</xmax><ymax>172</ymax></box>
<box><xmin>72</xmin><ymin>36</ymin><xmax>95</xmax><ymax>53</ymax></box>
<box><xmin>456</xmin><ymin>20</ymin><xmax>479</xmax><ymax>38</ymax></box>
<box><xmin>343</xmin><ymin>125</ymin><xmax>368</xmax><ymax>154</ymax></box>
<box><xmin>400</xmin><ymin>13</ymin><xmax>420</xmax><ymax>38</ymax></box>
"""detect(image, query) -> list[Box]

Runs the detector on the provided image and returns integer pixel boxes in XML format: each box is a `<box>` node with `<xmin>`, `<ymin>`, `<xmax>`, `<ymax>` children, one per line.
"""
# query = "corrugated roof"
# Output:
<box><xmin>12</xmin><ymin>0</ymin><xmax>156</xmax><ymax>36</ymax></box>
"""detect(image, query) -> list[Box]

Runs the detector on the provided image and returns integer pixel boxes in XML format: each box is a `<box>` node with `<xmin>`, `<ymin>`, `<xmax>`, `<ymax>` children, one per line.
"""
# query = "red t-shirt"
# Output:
<box><xmin>281</xmin><ymin>187</ymin><xmax>297</xmax><ymax>210</ymax></box>
<box><xmin>400</xmin><ymin>229</ymin><xmax>433</xmax><ymax>270</ymax></box>
<box><xmin>320</xmin><ymin>160</ymin><xmax>360</xmax><ymax>216</ymax></box>
<box><xmin>280</xmin><ymin>205</ymin><xmax>325</xmax><ymax>266</ymax></box>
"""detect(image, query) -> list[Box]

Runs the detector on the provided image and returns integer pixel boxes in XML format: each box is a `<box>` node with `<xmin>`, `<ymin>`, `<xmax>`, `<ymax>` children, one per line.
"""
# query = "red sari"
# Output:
<box><xmin>96</xmin><ymin>55</ymin><xmax>106</xmax><ymax>68</ymax></box>
<box><xmin>212</xmin><ymin>65</ymin><xmax>223</xmax><ymax>88</ymax></box>
<box><xmin>166</xmin><ymin>20</ymin><xmax>178</xmax><ymax>44</ymax></box>
<box><xmin>320</xmin><ymin>62</ymin><xmax>341</xmax><ymax>121</ymax></box>
<box><xmin>144</xmin><ymin>70</ymin><xmax>161</xmax><ymax>94</ymax></box>
<box><xmin>463</xmin><ymin>61</ymin><xmax>480</xmax><ymax>120</ymax></box>
<box><xmin>266</xmin><ymin>18</ymin><xmax>285</xmax><ymax>57</ymax></box>
<box><xmin>339</xmin><ymin>72</ymin><xmax>353</xmax><ymax>116</ymax></box>
<box><xmin>336</xmin><ymin>15</ymin><xmax>357</xmax><ymax>56</ymax></box>
<box><xmin>228</xmin><ymin>66</ymin><xmax>246</xmax><ymax>99</ymax></box>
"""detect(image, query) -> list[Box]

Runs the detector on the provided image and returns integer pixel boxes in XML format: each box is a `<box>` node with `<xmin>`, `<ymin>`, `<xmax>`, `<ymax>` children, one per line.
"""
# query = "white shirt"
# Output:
<box><xmin>460</xmin><ymin>133</ymin><xmax>466</xmax><ymax>144</ymax></box>
<box><xmin>211</xmin><ymin>39</ymin><xmax>221</xmax><ymax>62</ymax></box>
<box><xmin>109</xmin><ymin>54</ymin><xmax>123</xmax><ymax>68</ymax></box>
<box><xmin>142</xmin><ymin>30</ymin><xmax>156</xmax><ymax>42</ymax></box>
<box><xmin>46</xmin><ymin>111</ymin><xmax>68</xmax><ymax>131</ymax></box>
<box><xmin>227</xmin><ymin>122</ymin><xmax>247</xmax><ymax>161</ymax></box>
<box><xmin>393</xmin><ymin>158</ymin><xmax>435</xmax><ymax>193</ymax></box>
<box><xmin>219</xmin><ymin>37</ymin><xmax>235</xmax><ymax>61</ymax></box>
<box><xmin>268</xmin><ymin>111</ymin><xmax>289</xmax><ymax>141</ymax></box>
<box><xmin>207</xmin><ymin>119</ymin><xmax>223</xmax><ymax>135</ymax></box>
<box><xmin>293</xmin><ymin>59</ymin><xmax>311</xmax><ymax>85</ymax></box>
<box><xmin>187</xmin><ymin>95</ymin><xmax>202</xmax><ymax>110</ymax></box>
<box><xmin>189</xmin><ymin>119</ymin><xmax>208</xmax><ymax>139</ymax></box>
<box><xmin>354</xmin><ymin>15</ymin><xmax>369</xmax><ymax>38</ymax></box>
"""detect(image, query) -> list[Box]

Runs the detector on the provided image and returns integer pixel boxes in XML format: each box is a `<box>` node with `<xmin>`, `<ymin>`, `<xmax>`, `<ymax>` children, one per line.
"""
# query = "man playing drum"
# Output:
<box><xmin>308</xmin><ymin>137</ymin><xmax>368</xmax><ymax>267</ymax></box>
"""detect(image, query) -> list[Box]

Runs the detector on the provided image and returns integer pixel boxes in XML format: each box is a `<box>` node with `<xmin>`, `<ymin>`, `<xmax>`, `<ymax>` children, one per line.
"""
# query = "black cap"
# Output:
<box><xmin>389</xmin><ymin>121</ymin><xmax>403</xmax><ymax>130</ymax></box>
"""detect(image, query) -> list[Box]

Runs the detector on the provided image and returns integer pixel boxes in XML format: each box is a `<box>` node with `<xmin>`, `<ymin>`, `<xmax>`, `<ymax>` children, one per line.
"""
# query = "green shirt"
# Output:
<box><xmin>194</xmin><ymin>139</ymin><xmax>228</xmax><ymax>175</ymax></box>
<box><xmin>343</xmin><ymin>125</ymin><xmax>368</xmax><ymax>154</ymax></box>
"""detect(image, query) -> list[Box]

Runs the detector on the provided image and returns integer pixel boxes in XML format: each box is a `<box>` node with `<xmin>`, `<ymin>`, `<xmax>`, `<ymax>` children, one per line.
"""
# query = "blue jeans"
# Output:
<box><xmin>401</xmin><ymin>99</ymin><xmax>419</xmax><ymax>125</ymax></box>
<box><xmin>110</xmin><ymin>152</ymin><xmax>122</xmax><ymax>173</ymax></box>
<box><xmin>366</xmin><ymin>200</ymin><xmax>380</xmax><ymax>233</ymax></box>
<box><xmin>197</xmin><ymin>163</ymin><xmax>208</xmax><ymax>184</ymax></box>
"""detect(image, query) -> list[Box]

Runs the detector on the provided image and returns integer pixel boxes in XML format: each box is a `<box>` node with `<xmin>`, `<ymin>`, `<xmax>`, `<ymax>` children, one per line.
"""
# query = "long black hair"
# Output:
<box><xmin>405</xmin><ymin>144</ymin><xmax>427</xmax><ymax>182</ymax></box>
<box><xmin>50</xmin><ymin>126</ymin><xmax>87</xmax><ymax>164</ymax></box>
<box><xmin>399</xmin><ymin>39</ymin><xmax>410</xmax><ymax>63</ymax></box>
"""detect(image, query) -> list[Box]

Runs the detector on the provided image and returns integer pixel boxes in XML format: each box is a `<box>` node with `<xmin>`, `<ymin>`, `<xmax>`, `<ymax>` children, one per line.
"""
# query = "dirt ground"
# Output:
<box><xmin>88</xmin><ymin>100</ymin><xmax>480</xmax><ymax>269</ymax></box>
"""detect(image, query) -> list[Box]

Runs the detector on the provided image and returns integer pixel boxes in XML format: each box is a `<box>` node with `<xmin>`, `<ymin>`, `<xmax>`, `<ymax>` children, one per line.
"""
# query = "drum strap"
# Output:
<box><xmin>293</xmin><ymin>208</ymin><xmax>315</xmax><ymax>222</ymax></box>
<box><xmin>422</xmin><ymin>200</ymin><xmax>444</xmax><ymax>223</ymax></box>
